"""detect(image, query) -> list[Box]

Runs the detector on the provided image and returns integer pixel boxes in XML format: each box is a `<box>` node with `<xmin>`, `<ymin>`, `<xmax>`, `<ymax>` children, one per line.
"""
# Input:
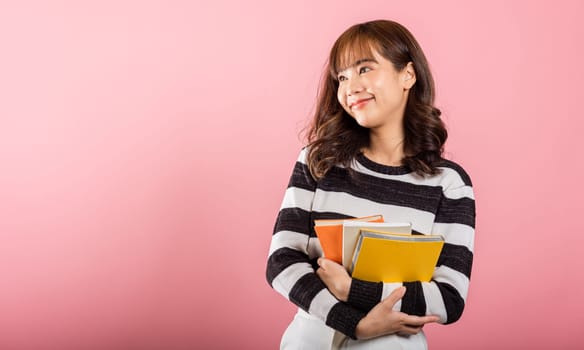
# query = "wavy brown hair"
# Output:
<box><xmin>306</xmin><ymin>20</ymin><xmax>447</xmax><ymax>179</ymax></box>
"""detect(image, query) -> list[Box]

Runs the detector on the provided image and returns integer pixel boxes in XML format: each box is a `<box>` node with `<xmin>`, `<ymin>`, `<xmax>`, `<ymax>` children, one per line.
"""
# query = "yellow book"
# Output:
<box><xmin>341</xmin><ymin>221</ymin><xmax>412</xmax><ymax>271</ymax></box>
<box><xmin>350</xmin><ymin>229</ymin><xmax>444</xmax><ymax>283</ymax></box>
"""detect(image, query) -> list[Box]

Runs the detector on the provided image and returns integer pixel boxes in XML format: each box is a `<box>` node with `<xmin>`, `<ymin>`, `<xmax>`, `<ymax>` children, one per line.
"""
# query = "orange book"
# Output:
<box><xmin>314</xmin><ymin>215</ymin><xmax>383</xmax><ymax>264</ymax></box>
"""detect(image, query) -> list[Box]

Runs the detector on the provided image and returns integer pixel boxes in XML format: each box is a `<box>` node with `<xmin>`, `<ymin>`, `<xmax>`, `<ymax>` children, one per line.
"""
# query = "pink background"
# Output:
<box><xmin>1</xmin><ymin>1</ymin><xmax>583</xmax><ymax>349</ymax></box>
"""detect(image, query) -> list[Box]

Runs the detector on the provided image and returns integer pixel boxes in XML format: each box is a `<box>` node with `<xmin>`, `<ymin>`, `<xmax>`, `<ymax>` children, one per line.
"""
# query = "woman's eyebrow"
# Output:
<box><xmin>338</xmin><ymin>58</ymin><xmax>378</xmax><ymax>75</ymax></box>
<box><xmin>354</xmin><ymin>58</ymin><xmax>377</xmax><ymax>66</ymax></box>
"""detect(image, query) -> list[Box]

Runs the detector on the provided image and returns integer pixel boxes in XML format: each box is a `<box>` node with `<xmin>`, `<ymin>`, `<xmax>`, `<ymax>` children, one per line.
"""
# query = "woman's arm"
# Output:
<box><xmin>354</xmin><ymin>286</ymin><xmax>440</xmax><ymax>339</ymax></box>
<box><xmin>266</xmin><ymin>149</ymin><xmax>367</xmax><ymax>339</ymax></box>
<box><xmin>320</xmin><ymin>169</ymin><xmax>476</xmax><ymax>325</ymax></box>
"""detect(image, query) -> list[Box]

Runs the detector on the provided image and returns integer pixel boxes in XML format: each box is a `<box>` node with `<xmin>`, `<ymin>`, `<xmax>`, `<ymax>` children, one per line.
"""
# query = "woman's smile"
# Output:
<box><xmin>350</xmin><ymin>97</ymin><xmax>374</xmax><ymax>109</ymax></box>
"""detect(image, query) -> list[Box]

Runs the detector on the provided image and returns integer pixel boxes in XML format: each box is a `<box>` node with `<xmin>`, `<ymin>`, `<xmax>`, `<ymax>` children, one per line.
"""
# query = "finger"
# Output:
<box><xmin>316</xmin><ymin>267</ymin><xmax>323</xmax><ymax>278</ymax></box>
<box><xmin>420</xmin><ymin>315</ymin><xmax>440</xmax><ymax>324</ymax></box>
<box><xmin>382</xmin><ymin>286</ymin><xmax>406</xmax><ymax>307</ymax></box>
<box><xmin>398</xmin><ymin>325</ymin><xmax>423</xmax><ymax>336</ymax></box>
<box><xmin>401</xmin><ymin>315</ymin><xmax>440</xmax><ymax>326</ymax></box>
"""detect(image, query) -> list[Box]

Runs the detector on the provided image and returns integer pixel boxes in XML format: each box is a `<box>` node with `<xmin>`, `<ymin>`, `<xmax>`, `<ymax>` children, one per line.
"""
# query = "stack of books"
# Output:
<box><xmin>314</xmin><ymin>215</ymin><xmax>444</xmax><ymax>282</ymax></box>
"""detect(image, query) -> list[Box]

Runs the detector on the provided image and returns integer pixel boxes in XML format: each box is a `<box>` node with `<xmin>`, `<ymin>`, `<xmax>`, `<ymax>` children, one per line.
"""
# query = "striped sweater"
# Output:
<box><xmin>266</xmin><ymin>148</ymin><xmax>476</xmax><ymax>339</ymax></box>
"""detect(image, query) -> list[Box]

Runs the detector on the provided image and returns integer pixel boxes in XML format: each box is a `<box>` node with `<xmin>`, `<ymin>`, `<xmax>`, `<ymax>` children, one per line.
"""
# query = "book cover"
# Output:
<box><xmin>341</xmin><ymin>221</ymin><xmax>412</xmax><ymax>271</ymax></box>
<box><xmin>314</xmin><ymin>215</ymin><xmax>383</xmax><ymax>264</ymax></box>
<box><xmin>351</xmin><ymin>230</ymin><xmax>444</xmax><ymax>283</ymax></box>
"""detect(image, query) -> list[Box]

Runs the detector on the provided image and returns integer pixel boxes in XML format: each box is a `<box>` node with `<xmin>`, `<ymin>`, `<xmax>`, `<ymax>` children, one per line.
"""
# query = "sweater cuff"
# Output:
<box><xmin>326</xmin><ymin>302</ymin><xmax>366</xmax><ymax>340</ymax></box>
<box><xmin>348</xmin><ymin>278</ymin><xmax>383</xmax><ymax>312</ymax></box>
<box><xmin>401</xmin><ymin>281</ymin><xmax>426</xmax><ymax>316</ymax></box>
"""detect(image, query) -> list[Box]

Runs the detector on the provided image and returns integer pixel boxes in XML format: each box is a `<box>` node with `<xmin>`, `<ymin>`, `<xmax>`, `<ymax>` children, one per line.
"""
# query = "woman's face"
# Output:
<box><xmin>336</xmin><ymin>49</ymin><xmax>415</xmax><ymax>130</ymax></box>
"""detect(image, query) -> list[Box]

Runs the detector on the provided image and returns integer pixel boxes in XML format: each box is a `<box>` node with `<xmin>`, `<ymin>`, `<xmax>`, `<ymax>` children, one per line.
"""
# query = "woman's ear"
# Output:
<box><xmin>402</xmin><ymin>62</ymin><xmax>416</xmax><ymax>90</ymax></box>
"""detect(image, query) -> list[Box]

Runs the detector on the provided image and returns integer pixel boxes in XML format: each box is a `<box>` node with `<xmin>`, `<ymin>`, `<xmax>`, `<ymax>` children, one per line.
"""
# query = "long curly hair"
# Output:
<box><xmin>306</xmin><ymin>20</ymin><xmax>447</xmax><ymax>179</ymax></box>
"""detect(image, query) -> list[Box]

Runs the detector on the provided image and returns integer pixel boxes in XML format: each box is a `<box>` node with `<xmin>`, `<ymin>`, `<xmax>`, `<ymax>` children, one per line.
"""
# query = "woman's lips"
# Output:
<box><xmin>350</xmin><ymin>98</ymin><xmax>373</xmax><ymax>109</ymax></box>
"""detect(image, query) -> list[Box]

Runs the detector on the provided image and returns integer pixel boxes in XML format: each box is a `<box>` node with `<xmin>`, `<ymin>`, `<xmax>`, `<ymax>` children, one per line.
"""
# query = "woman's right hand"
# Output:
<box><xmin>355</xmin><ymin>286</ymin><xmax>440</xmax><ymax>339</ymax></box>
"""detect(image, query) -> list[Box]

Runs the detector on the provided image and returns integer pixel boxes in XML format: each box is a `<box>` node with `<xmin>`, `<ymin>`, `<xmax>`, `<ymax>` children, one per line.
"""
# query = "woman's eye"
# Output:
<box><xmin>359</xmin><ymin>66</ymin><xmax>371</xmax><ymax>74</ymax></box>
<box><xmin>338</xmin><ymin>75</ymin><xmax>347</xmax><ymax>82</ymax></box>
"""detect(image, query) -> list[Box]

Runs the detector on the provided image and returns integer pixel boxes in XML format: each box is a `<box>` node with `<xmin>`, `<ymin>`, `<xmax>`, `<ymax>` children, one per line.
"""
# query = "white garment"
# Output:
<box><xmin>281</xmin><ymin>309</ymin><xmax>428</xmax><ymax>350</ymax></box>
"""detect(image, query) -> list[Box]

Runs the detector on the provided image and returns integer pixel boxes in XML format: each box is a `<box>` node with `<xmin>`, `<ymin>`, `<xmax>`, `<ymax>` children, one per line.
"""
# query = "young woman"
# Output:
<box><xmin>266</xmin><ymin>19</ymin><xmax>475</xmax><ymax>349</ymax></box>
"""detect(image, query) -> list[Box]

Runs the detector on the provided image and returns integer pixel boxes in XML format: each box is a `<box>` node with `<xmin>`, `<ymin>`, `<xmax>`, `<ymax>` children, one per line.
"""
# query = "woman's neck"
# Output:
<box><xmin>364</xmin><ymin>126</ymin><xmax>405</xmax><ymax>166</ymax></box>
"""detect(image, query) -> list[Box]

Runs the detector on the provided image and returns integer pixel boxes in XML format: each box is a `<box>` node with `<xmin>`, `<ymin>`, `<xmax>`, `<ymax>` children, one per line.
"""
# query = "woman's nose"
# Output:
<box><xmin>346</xmin><ymin>77</ymin><xmax>364</xmax><ymax>95</ymax></box>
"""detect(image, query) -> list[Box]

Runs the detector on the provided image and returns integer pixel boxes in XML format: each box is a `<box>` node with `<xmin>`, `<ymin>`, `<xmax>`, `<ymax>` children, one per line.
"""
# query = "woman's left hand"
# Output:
<box><xmin>316</xmin><ymin>258</ymin><xmax>351</xmax><ymax>302</ymax></box>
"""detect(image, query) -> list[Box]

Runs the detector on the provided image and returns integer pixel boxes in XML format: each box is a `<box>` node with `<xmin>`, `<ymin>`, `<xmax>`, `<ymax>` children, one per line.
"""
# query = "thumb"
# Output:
<box><xmin>317</xmin><ymin>257</ymin><xmax>329</xmax><ymax>269</ymax></box>
<box><xmin>383</xmin><ymin>286</ymin><xmax>406</xmax><ymax>308</ymax></box>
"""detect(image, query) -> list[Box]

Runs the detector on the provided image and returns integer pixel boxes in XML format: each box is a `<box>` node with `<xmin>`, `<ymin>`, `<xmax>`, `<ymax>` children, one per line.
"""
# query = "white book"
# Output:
<box><xmin>341</xmin><ymin>221</ymin><xmax>412</xmax><ymax>270</ymax></box>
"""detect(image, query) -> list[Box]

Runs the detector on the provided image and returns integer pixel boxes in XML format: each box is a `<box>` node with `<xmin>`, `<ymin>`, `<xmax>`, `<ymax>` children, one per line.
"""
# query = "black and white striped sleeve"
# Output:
<box><xmin>265</xmin><ymin>149</ymin><xmax>367</xmax><ymax>338</ymax></box>
<box><xmin>423</xmin><ymin>176</ymin><xmax>475</xmax><ymax>324</ymax></box>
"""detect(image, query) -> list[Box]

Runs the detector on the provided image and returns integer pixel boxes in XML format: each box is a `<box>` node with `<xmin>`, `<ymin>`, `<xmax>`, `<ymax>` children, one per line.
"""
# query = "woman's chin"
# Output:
<box><xmin>354</xmin><ymin>118</ymin><xmax>375</xmax><ymax>129</ymax></box>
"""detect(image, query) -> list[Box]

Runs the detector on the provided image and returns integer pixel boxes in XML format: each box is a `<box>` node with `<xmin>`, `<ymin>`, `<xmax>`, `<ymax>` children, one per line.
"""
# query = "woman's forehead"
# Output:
<box><xmin>333</xmin><ymin>39</ymin><xmax>379</xmax><ymax>74</ymax></box>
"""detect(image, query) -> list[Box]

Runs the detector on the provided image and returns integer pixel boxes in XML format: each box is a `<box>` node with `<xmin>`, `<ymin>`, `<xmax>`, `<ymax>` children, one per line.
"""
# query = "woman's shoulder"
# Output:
<box><xmin>433</xmin><ymin>158</ymin><xmax>474</xmax><ymax>190</ymax></box>
<box><xmin>294</xmin><ymin>146</ymin><xmax>310</xmax><ymax>165</ymax></box>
